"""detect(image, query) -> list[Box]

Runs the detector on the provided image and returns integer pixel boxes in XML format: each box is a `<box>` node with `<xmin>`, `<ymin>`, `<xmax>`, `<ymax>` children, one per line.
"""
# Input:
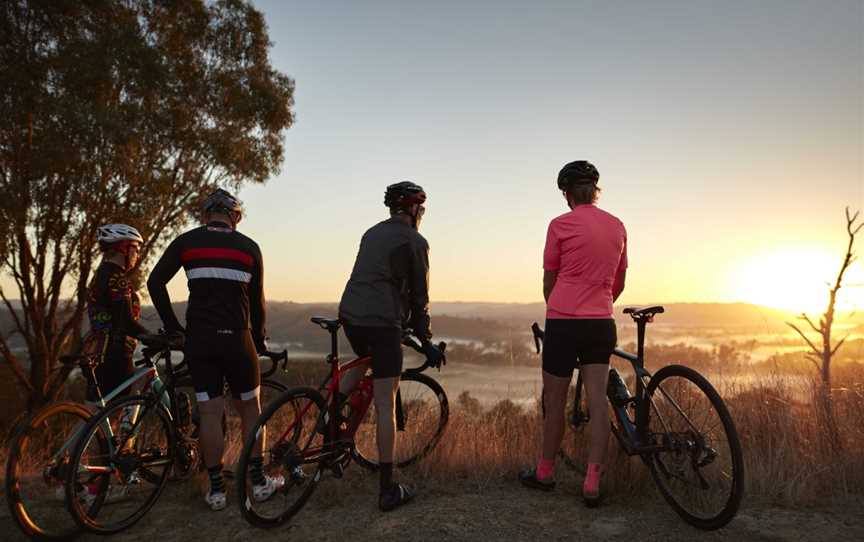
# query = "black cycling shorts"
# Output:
<box><xmin>343</xmin><ymin>324</ymin><xmax>403</xmax><ymax>379</ymax></box>
<box><xmin>88</xmin><ymin>335</ymin><xmax>134</xmax><ymax>403</ymax></box>
<box><xmin>542</xmin><ymin>318</ymin><xmax>617</xmax><ymax>378</ymax></box>
<box><xmin>184</xmin><ymin>328</ymin><xmax>260</xmax><ymax>402</ymax></box>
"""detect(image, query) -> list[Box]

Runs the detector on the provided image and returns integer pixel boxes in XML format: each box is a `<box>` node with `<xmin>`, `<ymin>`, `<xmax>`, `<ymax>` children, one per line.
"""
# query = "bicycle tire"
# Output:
<box><xmin>237</xmin><ymin>386</ymin><xmax>325</xmax><ymax>528</ymax></box>
<box><xmin>5</xmin><ymin>401</ymin><xmax>100</xmax><ymax>541</ymax></box>
<box><xmin>352</xmin><ymin>371</ymin><xmax>449</xmax><ymax>470</ymax></box>
<box><xmin>65</xmin><ymin>395</ymin><xmax>175</xmax><ymax>535</ymax></box>
<box><xmin>645</xmin><ymin>364</ymin><xmax>744</xmax><ymax>530</ymax></box>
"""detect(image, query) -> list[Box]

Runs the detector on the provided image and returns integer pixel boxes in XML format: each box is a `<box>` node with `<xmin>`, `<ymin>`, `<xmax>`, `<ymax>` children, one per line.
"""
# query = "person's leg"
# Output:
<box><xmin>541</xmin><ymin>370</ymin><xmax>572</xmax><ymax>461</ymax></box>
<box><xmin>522</xmin><ymin>319</ymin><xmax>574</xmax><ymax>486</ymax></box>
<box><xmin>186</xmin><ymin>332</ymin><xmax>229</xmax><ymax>508</ymax></box>
<box><xmin>229</xmin><ymin>331</ymin><xmax>283</xmax><ymax>499</ymax></box>
<box><xmin>373</xmin><ymin>376</ymin><xmax>399</xmax><ymax>489</ymax></box>
<box><xmin>578</xmin><ymin>319</ymin><xmax>617</xmax><ymax>505</ymax></box>
<box><xmin>370</xmin><ymin>327</ymin><xmax>414</xmax><ymax>511</ymax></box>
<box><xmin>580</xmin><ymin>364</ymin><xmax>610</xmax><ymax>464</ymax></box>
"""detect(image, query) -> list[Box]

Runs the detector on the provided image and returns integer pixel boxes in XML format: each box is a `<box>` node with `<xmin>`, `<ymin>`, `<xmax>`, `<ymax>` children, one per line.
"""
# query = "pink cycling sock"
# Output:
<box><xmin>536</xmin><ymin>458</ymin><xmax>555</xmax><ymax>480</ymax></box>
<box><xmin>583</xmin><ymin>463</ymin><xmax>603</xmax><ymax>494</ymax></box>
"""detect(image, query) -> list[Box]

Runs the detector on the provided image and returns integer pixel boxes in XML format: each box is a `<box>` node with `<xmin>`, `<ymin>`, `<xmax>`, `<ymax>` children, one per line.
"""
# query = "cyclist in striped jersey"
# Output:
<box><xmin>147</xmin><ymin>189</ymin><xmax>282</xmax><ymax>511</ymax></box>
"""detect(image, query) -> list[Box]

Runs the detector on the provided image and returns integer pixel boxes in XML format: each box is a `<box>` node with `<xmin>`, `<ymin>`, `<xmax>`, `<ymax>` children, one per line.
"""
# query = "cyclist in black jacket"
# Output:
<box><xmin>338</xmin><ymin>181</ymin><xmax>445</xmax><ymax>512</ymax></box>
<box><xmin>84</xmin><ymin>224</ymin><xmax>150</xmax><ymax>405</ymax></box>
<box><xmin>147</xmin><ymin>189</ymin><xmax>281</xmax><ymax>511</ymax></box>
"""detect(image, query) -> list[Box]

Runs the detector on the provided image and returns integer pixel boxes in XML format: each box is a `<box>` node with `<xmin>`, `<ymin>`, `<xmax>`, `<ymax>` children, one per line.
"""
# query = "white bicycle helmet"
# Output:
<box><xmin>96</xmin><ymin>224</ymin><xmax>144</xmax><ymax>245</ymax></box>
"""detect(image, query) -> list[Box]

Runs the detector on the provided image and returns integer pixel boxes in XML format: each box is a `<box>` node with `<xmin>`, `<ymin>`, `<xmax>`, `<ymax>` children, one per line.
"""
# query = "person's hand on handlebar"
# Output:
<box><xmin>254</xmin><ymin>336</ymin><xmax>269</xmax><ymax>356</ymax></box>
<box><xmin>421</xmin><ymin>341</ymin><xmax>446</xmax><ymax>369</ymax></box>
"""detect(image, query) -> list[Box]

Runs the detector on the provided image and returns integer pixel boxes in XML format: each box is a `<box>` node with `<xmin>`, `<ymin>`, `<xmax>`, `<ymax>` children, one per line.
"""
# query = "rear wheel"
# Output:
<box><xmin>236</xmin><ymin>387</ymin><xmax>325</xmax><ymax>528</ymax></box>
<box><xmin>352</xmin><ymin>372</ymin><xmax>449</xmax><ymax>470</ymax></box>
<box><xmin>5</xmin><ymin>401</ymin><xmax>100</xmax><ymax>541</ymax></box>
<box><xmin>66</xmin><ymin>395</ymin><xmax>175</xmax><ymax>535</ymax></box>
<box><xmin>645</xmin><ymin>365</ymin><xmax>744</xmax><ymax>530</ymax></box>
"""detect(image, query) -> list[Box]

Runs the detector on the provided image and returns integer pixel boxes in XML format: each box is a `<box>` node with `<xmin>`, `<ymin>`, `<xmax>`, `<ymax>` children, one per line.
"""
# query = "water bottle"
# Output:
<box><xmin>607</xmin><ymin>368</ymin><xmax>632</xmax><ymax>406</ymax></box>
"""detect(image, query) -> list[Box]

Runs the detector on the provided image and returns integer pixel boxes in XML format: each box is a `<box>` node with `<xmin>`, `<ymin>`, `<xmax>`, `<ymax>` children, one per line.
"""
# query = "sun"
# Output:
<box><xmin>729</xmin><ymin>248</ymin><xmax>864</xmax><ymax>313</ymax></box>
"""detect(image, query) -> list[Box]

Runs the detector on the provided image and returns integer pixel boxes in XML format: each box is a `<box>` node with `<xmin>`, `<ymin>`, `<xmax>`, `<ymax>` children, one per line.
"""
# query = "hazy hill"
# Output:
<box><xmin>0</xmin><ymin>301</ymin><xmax>858</xmax><ymax>352</ymax></box>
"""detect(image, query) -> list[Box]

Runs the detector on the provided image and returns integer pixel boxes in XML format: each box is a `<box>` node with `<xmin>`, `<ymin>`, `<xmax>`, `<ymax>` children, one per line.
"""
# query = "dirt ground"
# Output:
<box><xmin>3</xmin><ymin>467</ymin><xmax>863</xmax><ymax>542</ymax></box>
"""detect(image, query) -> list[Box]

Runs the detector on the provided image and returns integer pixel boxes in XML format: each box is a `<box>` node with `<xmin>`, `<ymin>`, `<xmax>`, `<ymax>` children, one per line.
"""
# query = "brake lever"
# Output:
<box><xmin>531</xmin><ymin>322</ymin><xmax>544</xmax><ymax>354</ymax></box>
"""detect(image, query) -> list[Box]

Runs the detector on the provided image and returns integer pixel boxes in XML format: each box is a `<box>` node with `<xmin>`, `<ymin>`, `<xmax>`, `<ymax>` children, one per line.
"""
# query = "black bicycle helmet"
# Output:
<box><xmin>557</xmin><ymin>161</ymin><xmax>599</xmax><ymax>190</ymax></box>
<box><xmin>202</xmin><ymin>188</ymin><xmax>243</xmax><ymax>214</ymax></box>
<box><xmin>384</xmin><ymin>181</ymin><xmax>426</xmax><ymax>209</ymax></box>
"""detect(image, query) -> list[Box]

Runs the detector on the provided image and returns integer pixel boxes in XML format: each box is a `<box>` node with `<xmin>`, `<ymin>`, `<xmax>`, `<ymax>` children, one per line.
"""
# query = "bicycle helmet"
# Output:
<box><xmin>202</xmin><ymin>188</ymin><xmax>243</xmax><ymax>215</ymax></box>
<box><xmin>96</xmin><ymin>224</ymin><xmax>143</xmax><ymax>246</ymax></box>
<box><xmin>384</xmin><ymin>181</ymin><xmax>426</xmax><ymax>209</ymax></box>
<box><xmin>557</xmin><ymin>161</ymin><xmax>599</xmax><ymax>190</ymax></box>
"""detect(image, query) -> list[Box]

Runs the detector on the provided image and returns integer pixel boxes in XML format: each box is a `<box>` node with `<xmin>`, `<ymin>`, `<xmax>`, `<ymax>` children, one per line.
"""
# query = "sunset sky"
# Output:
<box><xmin>10</xmin><ymin>1</ymin><xmax>864</xmax><ymax>312</ymax></box>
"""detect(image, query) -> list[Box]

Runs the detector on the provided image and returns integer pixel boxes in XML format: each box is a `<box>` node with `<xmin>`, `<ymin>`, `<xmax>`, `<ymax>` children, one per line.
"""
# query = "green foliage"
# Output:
<box><xmin>0</xmin><ymin>0</ymin><xmax>294</xmax><ymax>407</ymax></box>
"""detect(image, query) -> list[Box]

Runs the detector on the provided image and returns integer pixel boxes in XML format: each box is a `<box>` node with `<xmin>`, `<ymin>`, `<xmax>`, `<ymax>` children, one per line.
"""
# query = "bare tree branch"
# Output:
<box><xmin>787</xmin><ymin>322</ymin><xmax>821</xmax><ymax>355</ymax></box>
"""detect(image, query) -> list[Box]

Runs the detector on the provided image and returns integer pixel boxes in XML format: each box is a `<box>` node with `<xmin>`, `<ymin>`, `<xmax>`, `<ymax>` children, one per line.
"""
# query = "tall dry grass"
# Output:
<box><xmin>2</xmin><ymin>361</ymin><xmax>863</xmax><ymax>506</ymax></box>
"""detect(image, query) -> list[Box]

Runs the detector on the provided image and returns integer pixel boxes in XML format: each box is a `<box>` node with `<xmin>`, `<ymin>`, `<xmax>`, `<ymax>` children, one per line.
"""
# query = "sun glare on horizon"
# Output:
<box><xmin>729</xmin><ymin>248</ymin><xmax>864</xmax><ymax>314</ymax></box>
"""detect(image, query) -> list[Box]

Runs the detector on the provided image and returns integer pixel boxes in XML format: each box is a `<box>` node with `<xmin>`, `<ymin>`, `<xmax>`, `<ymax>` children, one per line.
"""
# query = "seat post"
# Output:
<box><xmin>636</xmin><ymin>318</ymin><xmax>647</xmax><ymax>367</ymax></box>
<box><xmin>329</xmin><ymin>328</ymin><xmax>339</xmax><ymax>363</ymax></box>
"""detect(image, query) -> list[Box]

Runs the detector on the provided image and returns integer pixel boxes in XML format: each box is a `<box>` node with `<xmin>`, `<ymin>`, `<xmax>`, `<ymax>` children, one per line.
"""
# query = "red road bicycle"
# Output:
<box><xmin>236</xmin><ymin>317</ymin><xmax>448</xmax><ymax>528</ymax></box>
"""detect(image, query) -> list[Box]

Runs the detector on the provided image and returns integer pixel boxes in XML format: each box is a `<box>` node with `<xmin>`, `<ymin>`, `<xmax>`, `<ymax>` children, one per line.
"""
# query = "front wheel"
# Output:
<box><xmin>65</xmin><ymin>395</ymin><xmax>175</xmax><ymax>535</ymax></box>
<box><xmin>352</xmin><ymin>372</ymin><xmax>449</xmax><ymax>470</ymax></box>
<box><xmin>236</xmin><ymin>387</ymin><xmax>325</xmax><ymax>529</ymax></box>
<box><xmin>645</xmin><ymin>364</ymin><xmax>744</xmax><ymax>530</ymax></box>
<box><xmin>5</xmin><ymin>401</ymin><xmax>99</xmax><ymax>541</ymax></box>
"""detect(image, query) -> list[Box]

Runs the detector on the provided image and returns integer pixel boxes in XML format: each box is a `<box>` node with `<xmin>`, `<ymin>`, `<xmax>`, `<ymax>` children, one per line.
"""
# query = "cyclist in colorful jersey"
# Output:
<box><xmin>147</xmin><ymin>189</ymin><xmax>282</xmax><ymax>511</ymax></box>
<box><xmin>83</xmin><ymin>224</ymin><xmax>150</xmax><ymax>405</ymax></box>
<box><xmin>338</xmin><ymin>181</ymin><xmax>445</xmax><ymax>512</ymax></box>
<box><xmin>520</xmin><ymin>161</ymin><xmax>627</xmax><ymax>507</ymax></box>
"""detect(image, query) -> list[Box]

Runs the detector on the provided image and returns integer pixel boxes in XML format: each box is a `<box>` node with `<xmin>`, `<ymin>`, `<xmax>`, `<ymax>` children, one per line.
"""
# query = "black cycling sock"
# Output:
<box><xmin>249</xmin><ymin>456</ymin><xmax>266</xmax><ymax>486</ymax></box>
<box><xmin>380</xmin><ymin>462</ymin><xmax>394</xmax><ymax>494</ymax></box>
<box><xmin>208</xmin><ymin>464</ymin><xmax>225</xmax><ymax>494</ymax></box>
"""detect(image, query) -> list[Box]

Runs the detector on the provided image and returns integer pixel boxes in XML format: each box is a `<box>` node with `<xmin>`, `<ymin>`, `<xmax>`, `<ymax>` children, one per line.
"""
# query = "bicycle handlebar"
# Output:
<box><xmin>259</xmin><ymin>349</ymin><xmax>288</xmax><ymax>379</ymax></box>
<box><xmin>401</xmin><ymin>332</ymin><xmax>447</xmax><ymax>373</ymax></box>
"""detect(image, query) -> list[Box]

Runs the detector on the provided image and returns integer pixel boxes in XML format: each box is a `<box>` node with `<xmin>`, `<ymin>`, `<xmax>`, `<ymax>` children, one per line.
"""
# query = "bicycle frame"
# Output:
<box><xmin>69</xmin><ymin>348</ymin><xmax>180</xmax><ymax>477</ymax></box>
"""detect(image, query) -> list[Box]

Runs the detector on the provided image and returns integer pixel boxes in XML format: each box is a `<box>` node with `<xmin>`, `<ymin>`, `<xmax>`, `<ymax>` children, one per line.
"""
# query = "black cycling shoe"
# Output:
<box><xmin>379</xmin><ymin>483</ymin><xmax>416</xmax><ymax>512</ymax></box>
<box><xmin>519</xmin><ymin>467</ymin><xmax>556</xmax><ymax>491</ymax></box>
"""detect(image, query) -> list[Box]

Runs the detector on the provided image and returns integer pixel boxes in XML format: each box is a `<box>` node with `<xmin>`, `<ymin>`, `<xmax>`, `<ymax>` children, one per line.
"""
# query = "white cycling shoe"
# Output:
<box><xmin>252</xmin><ymin>475</ymin><xmax>285</xmax><ymax>502</ymax></box>
<box><xmin>205</xmin><ymin>490</ymin><xmax>227</xmax><ymax>511</ymax></box>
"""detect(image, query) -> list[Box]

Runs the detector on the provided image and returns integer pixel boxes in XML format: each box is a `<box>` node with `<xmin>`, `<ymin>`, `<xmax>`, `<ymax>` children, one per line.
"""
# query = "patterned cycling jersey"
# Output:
<box><xmin>83</xmin><ymin>261</ymin><xmax>146</xmax><ymax>357</ymax></box>
<box><xmin>146</xmin><ymin>221</ymin><xmax>266</xmax><ymax>346</ymax></box>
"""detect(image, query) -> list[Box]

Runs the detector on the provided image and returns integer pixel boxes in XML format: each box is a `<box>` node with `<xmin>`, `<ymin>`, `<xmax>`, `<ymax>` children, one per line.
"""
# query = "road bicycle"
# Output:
<box><xmin>54</xmin><ymin>335</ymin><xmax>287</xmax><ymax>536</ymax></box>
<box><xmin>236</xmin><ymin>317</ymin><xmax>448</xmax><ymax>528</ymax></box>
<box><xmin>532</xmin><ymin>305</ymin><xmax>744</xmax><ymax>530</ymax></box>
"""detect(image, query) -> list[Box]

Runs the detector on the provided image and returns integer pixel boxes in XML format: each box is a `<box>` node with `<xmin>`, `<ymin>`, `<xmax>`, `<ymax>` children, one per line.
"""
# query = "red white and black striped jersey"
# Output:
<box><xmin>147</xmin><ymin>221</ymin><xmax>266</xmax><ymax>344</ymax></box>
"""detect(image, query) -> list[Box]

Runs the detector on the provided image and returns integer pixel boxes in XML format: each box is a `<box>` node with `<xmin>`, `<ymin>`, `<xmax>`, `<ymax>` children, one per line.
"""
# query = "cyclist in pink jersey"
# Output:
<box><xmin>520</xmin><ymin>160</ymin><xmax>627</xmax><ymax>507</ymax></box>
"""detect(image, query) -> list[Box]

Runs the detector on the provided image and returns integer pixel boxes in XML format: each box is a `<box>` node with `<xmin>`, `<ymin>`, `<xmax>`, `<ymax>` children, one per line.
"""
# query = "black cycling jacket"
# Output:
<box><xmin>84</xmin><ymin>261</ymin><xmax>149</xmax><ymax>356</ymax></box>
<box><xmin>146</xmin><ymin>221</ymin><xmax>266</xmax><ymax>346</ymax></box>
<box><xmin>338</xmin><ymin>218</ymin><xmax>432</xmax><ymax>340</ymax></box>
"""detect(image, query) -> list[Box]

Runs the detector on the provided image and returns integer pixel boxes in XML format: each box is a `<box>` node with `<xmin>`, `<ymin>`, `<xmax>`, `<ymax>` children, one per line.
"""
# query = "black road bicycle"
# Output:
<box><xmin>533</xmin><ymin>305</ymin><xmax>744</xmax><ymax>530</ymax></box>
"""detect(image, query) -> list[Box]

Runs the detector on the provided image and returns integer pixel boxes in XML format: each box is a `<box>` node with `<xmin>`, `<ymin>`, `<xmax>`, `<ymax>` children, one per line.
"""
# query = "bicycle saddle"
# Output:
<box><xmin>311</xmin><ymin>317</ymin><xmax>341</xmax><ymax>331</ymax></box>
<box><xmin>623</xmin><ymin>305</ymin><xmax>665</xmax><ymax>318</ymax></box>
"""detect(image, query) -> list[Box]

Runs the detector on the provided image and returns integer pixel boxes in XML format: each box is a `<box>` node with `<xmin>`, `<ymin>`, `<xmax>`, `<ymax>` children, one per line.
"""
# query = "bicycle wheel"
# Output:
<box><xmin>236</xmin><ymin>387</ymin><xmax>325</xmax><ymax>528</ymax></box>
<box><xmin>65</xmin><ymin>395</ymin><xmax>175</xmax><ymax>534</ymax></box>
<box><xmin>5</xmin><ymin>401</ymin><xmax>102</xmax><ymax>541</ymax></box>
<box><xmin>645</xmin><ymin>365</ymin><xmax>744</xmax><ymax>530</ymax></box>
<box><xmin>352</xmin><ymin>372</ymin><xmax>449</xmax><ymax>470</ymax></box>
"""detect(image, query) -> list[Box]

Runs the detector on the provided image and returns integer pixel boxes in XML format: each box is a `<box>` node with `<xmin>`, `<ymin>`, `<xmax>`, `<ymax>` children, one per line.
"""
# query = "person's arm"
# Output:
<box><xmin>612</xmin><ymin>231</ymin><xmax>628</xmax><ymax>302</ymax></box>
<box><xmin>109</xmin><ymin>274</ymin><xmax>150</xmax><ymax>338</ymax></box>
<box><xmin>146</xmin><ymin>238</ymin><xmax>184</xmax><ymax>333</ymax></box>
<box><xmin>543</xmin><ymin>270</ymin><xmax>558</xmax><ymax>303</ymax></box>
<box><xmin>542</xmin><ymin>222</ymin><xmax>560</xmax><ymax>303</ymax></box>
<box><xmin>407</xmin><ymin>238</ymin><xmax>432</xmax><ymax>342</ymax></box>
<box><xmin>249</xmin><ymin>243</ymin><xmax>267</xmax><ymax>352</ymax></box>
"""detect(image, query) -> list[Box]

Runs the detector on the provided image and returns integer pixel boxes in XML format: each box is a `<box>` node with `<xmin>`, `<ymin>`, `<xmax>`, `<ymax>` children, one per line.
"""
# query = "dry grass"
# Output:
<box><xmin>2</xmin><ymin>362</ymin><xmax>863</xmax><ymax>507</ymax></box>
